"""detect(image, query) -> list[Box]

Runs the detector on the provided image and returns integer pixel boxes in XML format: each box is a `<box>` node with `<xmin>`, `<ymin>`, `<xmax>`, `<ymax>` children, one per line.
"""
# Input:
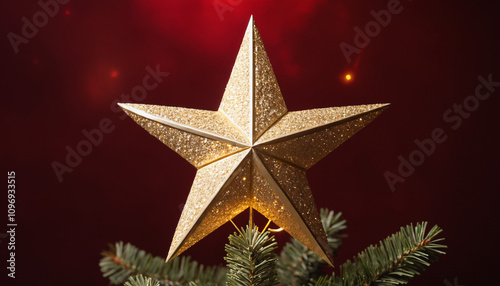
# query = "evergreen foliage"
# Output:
<box><xmin>224</xmin><ymin>226</ymin><xmax>279</xmax><ymax>286</ymax></box>
<box><xmin>100</xmin><ymin>211</ymin><xmax>446</xmax><ymax>286</ymax></box>
<box><xmin>278</xmin><ymin>209</ymin><xmax>347</xmax><ymax>286</ymax></box>
<box><xmin>125</xmin><ymin>274</ymin><xmax>160</xmax><ymax>286</ymax></box>
<box><xmin>315</xmin><ymin>222</ymin><xmax>446</xmax><ymax>286</ymax></box>
<box><xmin>100</xmin><ymin>241</ymin><xmax>226</xmax><ymax>286</ymax></box>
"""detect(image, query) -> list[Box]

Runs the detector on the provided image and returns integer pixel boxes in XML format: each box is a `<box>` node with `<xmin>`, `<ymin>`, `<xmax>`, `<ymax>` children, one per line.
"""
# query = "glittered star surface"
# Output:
<box><xmin>119</xmin><ymin>17</ymin><xmax>388</xmax><ymax>266</ymax></box>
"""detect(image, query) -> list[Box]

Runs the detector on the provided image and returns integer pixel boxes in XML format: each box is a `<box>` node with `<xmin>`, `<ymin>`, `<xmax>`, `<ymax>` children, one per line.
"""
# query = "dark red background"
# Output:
<box><xmin>1</xmin><ymin>0</ymin><xmax>499</xmax><ymax>285</ymax></box>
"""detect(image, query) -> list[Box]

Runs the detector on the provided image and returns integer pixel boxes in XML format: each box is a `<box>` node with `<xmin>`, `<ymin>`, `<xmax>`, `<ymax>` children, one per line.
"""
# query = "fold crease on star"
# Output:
<box><xmin>119</xmin><ymin>16</ymin><xmax>389</xmax><ymax>267</ymax></box>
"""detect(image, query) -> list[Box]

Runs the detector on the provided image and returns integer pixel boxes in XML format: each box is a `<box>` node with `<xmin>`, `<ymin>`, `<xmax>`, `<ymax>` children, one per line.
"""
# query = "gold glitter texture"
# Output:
<box><xmin>252</xmin><ymin>22</ymin><xmax>288</xmax><ymax>141</ymax></box>
<box><xmin>256</xmin><ymin>105</ymin><xmax>388</xmax><ymax>169</ymax></box>
<box><xmin>168</xmin><ymin>149</ymin><xmax>251</xmax><ymax>260</ymax></box>
<box><xmin>219</xmin><ymin>20</ymin><xmax>252</xmax><ymax>140</ymax></box>
<box><xmin>252</xmin><ymin>151</ymin><xmax>332</xmax><ymax>264</ymax></box>
<box><xmin>124</xmin><ymin>104</ymin><xmax>249</xmax><ymax>145</ymax></box>
<box><xmin>119</xmin><ymin>17</ymin><xmax>389</xmax><ymax>267</ymax></box>
<box><xmin>121</xmin><ymin>105</ymin><xmax>248</xmax><ymax>168</ymax></box>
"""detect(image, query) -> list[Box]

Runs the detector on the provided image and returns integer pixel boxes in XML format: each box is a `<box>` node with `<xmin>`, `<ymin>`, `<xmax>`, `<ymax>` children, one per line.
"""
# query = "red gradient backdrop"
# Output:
<box><xmin>1</xmin><ymin>0</ymin><xmax>499</xmax><ymax>285</ymax></box>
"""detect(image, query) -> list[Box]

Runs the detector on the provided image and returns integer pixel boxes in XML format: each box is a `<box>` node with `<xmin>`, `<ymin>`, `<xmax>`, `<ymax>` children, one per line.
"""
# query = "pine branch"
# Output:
<box><xmin>224</xmin><ymin>226</ymin><xmax>279</xmax><ymax>286</ymax></box>
<box><xmin>100</xmin><ymin>242</ymin><xmax>226</xmax><ymax>286</ymax></box>
<box><xmin>316</xmin><ymin>222</ymin><xmax>447</xmax><ymax>286</ymax></box>
<box><xmin>125</xmin><ymin>274</ymin><xmax>161</xmax><ymax>286</ymax></box>
<box><xmin>101</xmin><ymin>216</ymin><xmax>444</xmax><ymax>286</ymax></box>
<box><xmin>322</xmin><ymin>209</ymin><xmax>348</xmax><ymax>251</ymax></box>
<box><xmin>278</xmin><ymin>209</ymin><xmax>347</xmax><ymax>286</ymax></box>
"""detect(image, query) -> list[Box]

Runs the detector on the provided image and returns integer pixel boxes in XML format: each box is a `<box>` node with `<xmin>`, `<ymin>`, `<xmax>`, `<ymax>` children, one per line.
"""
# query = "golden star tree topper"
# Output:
<box><xmin>119</xmin><ymin>16</ymin><xmax>388</xmax><ymax>267</ymax></box>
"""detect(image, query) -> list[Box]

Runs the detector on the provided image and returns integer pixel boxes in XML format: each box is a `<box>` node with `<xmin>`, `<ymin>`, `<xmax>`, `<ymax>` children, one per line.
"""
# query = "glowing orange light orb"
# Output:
<box><xmin>345</xmin><ymin>74</ymin><xmax>352</xmax><ymax>81</ymax></box>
